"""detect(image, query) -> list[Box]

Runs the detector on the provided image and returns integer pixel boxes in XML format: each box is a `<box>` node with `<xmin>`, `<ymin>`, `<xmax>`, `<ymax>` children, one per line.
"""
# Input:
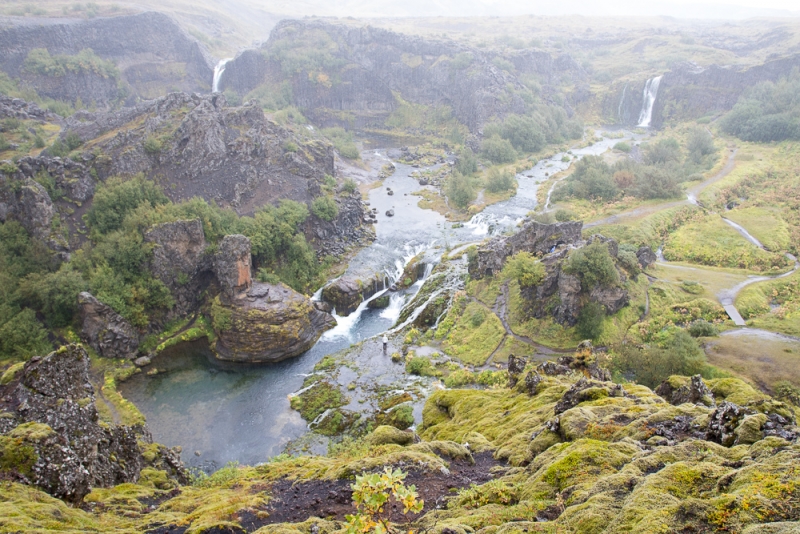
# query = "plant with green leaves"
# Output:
<box><xmin>345</xmin><ymin>467</ymin><xmax>424</xmax><ymax>534</ymax></box>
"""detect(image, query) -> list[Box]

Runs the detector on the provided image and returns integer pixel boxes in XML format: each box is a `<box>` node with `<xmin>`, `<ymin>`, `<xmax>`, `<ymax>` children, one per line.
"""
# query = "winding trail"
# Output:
<box><xmin>472</xmin><ymin>282</ymin><xmax>572</xmax><ymax>368</ymax></box>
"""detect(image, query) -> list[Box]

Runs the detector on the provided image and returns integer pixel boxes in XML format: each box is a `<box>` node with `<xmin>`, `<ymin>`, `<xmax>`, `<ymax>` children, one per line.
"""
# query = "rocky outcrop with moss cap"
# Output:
<box><xmin>211</xmin><ymin>282</ymin><xmax>335</xmax><ymax>363</ymax></box>
<box><xmin>0</xmin><ymin>344</ymin><xmax>186</xmax><ymax>502</ymax></box>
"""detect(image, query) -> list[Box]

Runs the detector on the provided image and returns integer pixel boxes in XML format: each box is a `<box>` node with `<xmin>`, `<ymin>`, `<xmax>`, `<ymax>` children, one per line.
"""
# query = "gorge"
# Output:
<box><xmin>1</xmin><ymin>6</ymin><xmax>800</xmax><ymax>534</ymax></box>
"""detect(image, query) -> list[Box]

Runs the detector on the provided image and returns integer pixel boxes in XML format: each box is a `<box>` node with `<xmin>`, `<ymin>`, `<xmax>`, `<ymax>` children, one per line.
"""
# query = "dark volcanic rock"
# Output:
<box><xmin>221</xmin><ymin>19</ymin><xmax>530</xmax><ymax>132</ymax></box>
<box><xmin>706</xmin><ymin>401</ymin><xmax>754</xmax><ymax>447</ymax></box>
<box><xmin>636</xmin><ymin>245</ymin><xmax>657</xmax><ymax>268</ymax></box>
<box><xmin>507</xmin><ymin>354</ymin><xmax>527</xmax><ymax>388</ymax></box>
<box><xmin>322</xmin><ymin>277</ymin><xmax>367</xmax><ymax>316</ymax></box>
<box><xmin>0</xmin><ymin>345</ymin><xmax>185</xmax><ymax>502</ymax></box>
<box><xmin>0</xmin><ymin>172</ymin><xmax>68</xmax><ymax>253</ymax></box>
<box><xmin>78</xmin><ymin>292</ymin><xmax>139</xmax><ymax>359</ymax></box>
<box><xmin>145</xmin><ymin>218</ymin><xmax>213</xmax><ymax>316</ymax></box>
<box><xmin>213</xmin><ymin>234</ymin><xmax>252</xmax><ymax>298</ymax></box>
<box><xmin>656</xmin><ymin>375</ymin><xmax>715</xmax><ymax>407</ymax></box>
<box><xmin>0</xmin><ymin>12</ymin><xmax>213</xmax><ymax>106</ymax></box>
<box><xmin>212</xmin><ymin>282</ymin><xmax>336</xmax><ymax>363</ymax></box>
<box><xmin>469</xmin><ymin>220</ymin><xmax>583</xmax><ymax>278</ymax></box>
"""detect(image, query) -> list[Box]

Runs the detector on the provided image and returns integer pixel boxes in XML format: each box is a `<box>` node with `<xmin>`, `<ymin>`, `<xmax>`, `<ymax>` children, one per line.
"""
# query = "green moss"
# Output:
<box><xmin>289</xmin><ymin>381</ymin><xmax>346</xmax><ymax>424</ymax></box>
<box><xmin>0</xmin><ymin>423</ymin><xmax>54</xmax><ymax>477</ymax></box>
<box><xmin>366</xmin><ymin>425</ymin><xmax>415</xmax><ymax>446</ymax></box>
<box><xmin>442</xmin><ymin>300</ymin><xmax>505</xmax><ymax>365</ymax></box>
<box><xmin>0</xmin><ymin>362</ymin><xmax>25</xmax><ymax>385</ymax></box>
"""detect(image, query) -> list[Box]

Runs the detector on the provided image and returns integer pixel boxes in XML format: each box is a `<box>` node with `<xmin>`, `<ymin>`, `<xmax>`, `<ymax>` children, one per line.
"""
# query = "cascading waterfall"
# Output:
<box><xmin>637</xmin><ymin>75</ymin><xmax>663</xmax><ymax>127</ymax></box>
<box><xmin>321</xmin><ymin>241</ymin><xmax>434</xmax><ymax>341</ymax></box>
<box><xmin>618</xmin><ymin>83</ymin><xmax>628</xmax><ymax>123</ymax></box>
<box><xmin>212</xmin><ymin>58</ymin><xmax>232</xmax><ymax>93</ymax></box>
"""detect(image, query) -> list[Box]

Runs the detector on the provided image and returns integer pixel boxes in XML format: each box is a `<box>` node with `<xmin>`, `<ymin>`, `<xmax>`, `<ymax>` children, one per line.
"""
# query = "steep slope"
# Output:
<box><xmin>0</xmin><ymin>12</ymin><xmax>213</xmax><ymax>105</ymax></box>
<box><xmin>219</xmin><ymin>19</ymin><xmax>553</xmax><ymax>132</ymax></box>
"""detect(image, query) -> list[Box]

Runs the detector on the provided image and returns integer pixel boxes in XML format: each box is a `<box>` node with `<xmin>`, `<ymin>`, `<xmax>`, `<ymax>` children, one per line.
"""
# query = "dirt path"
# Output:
<box><xmin>468</xmin><ymin>283</ymin><xmax>572</xmax><ymax>367</ymax></box>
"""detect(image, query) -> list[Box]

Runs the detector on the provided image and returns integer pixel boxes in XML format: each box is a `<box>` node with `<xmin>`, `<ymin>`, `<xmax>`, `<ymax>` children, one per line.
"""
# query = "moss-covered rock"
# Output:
<box><xmin>212</xmin><ymin>282</ymin><xmax>335</xmax><ymax>363</ymax></box>
<box><xmin>366</xmin><ymin>425</ymin><xmax>415</xmax><ymax>446</ymax></box>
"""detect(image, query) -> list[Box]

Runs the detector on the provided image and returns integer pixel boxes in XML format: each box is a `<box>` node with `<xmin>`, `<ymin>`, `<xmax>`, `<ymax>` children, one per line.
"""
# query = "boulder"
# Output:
<box><xmin>212</xmin><ymin>282</ymin><xmax>336</xmax><ymax>363</ymax></box>
<box><xmin>589</xmin><ymin>285</ymin><xmax>630</xmax><ymax>314</ymax></box>
<box><xmin>706</xmin><ymin>401</ymin><xmax>754</xmax><ymax>446</ymax></box>
<box><xmin>213</xmin><ymin>234</ymin><xmax>252</xmax><ymax>298</ymax></box>
<box><xmin>78</xmin><ymin>292</ymin><xmax>139</xmax><ymax>359</ymax></box>
<box><xmin>636</xmin><ymin>245</ymin><xmax>657</xmax><ymax>268</ymax></box>
<box><xmin>322</xmin><ymin>277</ymin><xmax>365</xmax><ymax>316</ymax></box>
<box><xmin>386</xmin><ymin>209</ymin><xmax>395</xmax><ymax>217</ymax></box>
<box><xmin>656</xmin><ymin>375</ymin><xmax>715</xmax><ymax>407</ymax></box>
<box><xmin>507</xmin><ymin>354</ymin><xmax>527</xmax><ymax>388</ymax></box>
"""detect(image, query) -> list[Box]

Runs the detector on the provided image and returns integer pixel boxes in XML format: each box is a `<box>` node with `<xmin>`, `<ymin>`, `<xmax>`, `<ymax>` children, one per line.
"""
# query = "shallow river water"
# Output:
<box><xmin>120</xmin><ymin>129</ymin><xmax>639</xmax><ymax>470</ymax></box>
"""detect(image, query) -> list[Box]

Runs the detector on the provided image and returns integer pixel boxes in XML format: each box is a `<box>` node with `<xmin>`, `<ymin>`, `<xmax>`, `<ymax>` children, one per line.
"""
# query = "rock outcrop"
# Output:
<box><xmin>78</xmin><ymin>292</ymin><xmax>140</xmax><ymax>359</ymax></box>
<box><xmin>220</xmin><ymin>19</ymin><xmax>531</xmax><ymax>132</ymax></box>
<box><xmin>213</xmin><ymin>234</ymin><xmax>253</xmax><ymax>298</ymax></box>
<box><xmin>469</xmin><ymin>220</ymin><xmax>583</xmax><ymax>278</ymax></box>
<box><xmin>211</xmin><ymin>282</ymin><xmax>336</xmax><ymax>363</ymax></box>
<box><xmin>0</xmin><ymin>12</ymin><xmax>213</xmax><ymax>106</ymax></box>
<box><xmin>608</xmin><ymin>54</ymin><xmax>800</xmax><ymax>127</ymax></box>
<box><xmin>0</xmin><ymin>345</ymin><xmax>186</xmax><ymax>502</ymax></box>
<box><xmin>63</xmin><ymin>93</ymin><xmax>336</xmax><ymax>214</ymax></box>
<box><xmin>0</xmin><ymin>172</ymin><xmax>69</xmax><ymax>254</ymax></box>
<box><xmin>145</xmin><ymin>219</ymin><xmax>213</xmax><ymax>316</ymax></box>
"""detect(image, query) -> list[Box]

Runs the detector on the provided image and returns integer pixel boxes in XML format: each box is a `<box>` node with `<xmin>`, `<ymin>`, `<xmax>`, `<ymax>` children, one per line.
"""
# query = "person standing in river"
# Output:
<box><xmin>383</xmin><ymin>334</ymin><xmax>388</xmax><ymax>353</ymax></box>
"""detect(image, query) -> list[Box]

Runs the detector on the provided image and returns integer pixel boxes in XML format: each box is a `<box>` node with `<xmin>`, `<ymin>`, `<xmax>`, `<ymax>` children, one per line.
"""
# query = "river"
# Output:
<box><xmin>119</xmin><ymin>129</ymin><xmax>639</xmax><ymax>471</ymax></box>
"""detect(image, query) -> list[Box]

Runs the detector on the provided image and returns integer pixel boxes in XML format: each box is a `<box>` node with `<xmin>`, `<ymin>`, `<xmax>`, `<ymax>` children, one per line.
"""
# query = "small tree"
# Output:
<box><xmin>445</xmin><ymin>171</ymin><xmax>475</xmax><ymax>209</ymax></box>
<box><xmin>311</xmin><ymin>195</ymin><xmax>338</xmax><ymax>221</ymax></box>
<box><xmin>502</xmin><ymin>251</ymin><xmax>545</xmax><ymax>288</ymax></box>
<box><xmin>563</xmin><ymin>241</ymin><xmax>619</xmax><ymax>289</ymax></box>
<box><xmin>485</xmin><ymin>168</ymin><xmax>515</xmax><ymax>193</ymax></box>
<box><xmin>346</xmin><ymin>467</ymin><xmax>424</xmax><ymax>534</ymax></box>
<box><xmin>576</xmin><ymin>301</ymin><xmax>605</xmax><ymax>340</ymax></box>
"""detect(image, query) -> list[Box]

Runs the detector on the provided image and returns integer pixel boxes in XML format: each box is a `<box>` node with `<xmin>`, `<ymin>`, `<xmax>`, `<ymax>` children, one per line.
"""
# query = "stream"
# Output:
<box><xmin>119</xmin><ymin>129</ymin><xmax>639</xmax><ymax>471</ymax></box>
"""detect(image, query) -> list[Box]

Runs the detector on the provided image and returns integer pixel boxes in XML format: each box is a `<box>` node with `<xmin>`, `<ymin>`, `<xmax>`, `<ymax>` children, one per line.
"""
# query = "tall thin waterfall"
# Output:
<box><xmin>637</xmin><ymin>75</ymin><xmax>663</xmax><ymax>127</ymax></box>
<box><xmin>212</xmin><ymin>58</ymin><xmax>232</xmax><ymax>93</ymax></box>
<box><xmin>618</xmin><ymin>83</ymin><xmax>628</xmax><ymax>123</ymax></box>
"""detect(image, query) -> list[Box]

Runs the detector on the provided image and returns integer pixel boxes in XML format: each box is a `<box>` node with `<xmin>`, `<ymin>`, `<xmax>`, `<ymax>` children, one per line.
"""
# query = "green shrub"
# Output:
<box><xmin>688</xmin><ymin>319</ymin><xmax>719</xmax><ymax>338</ymax></box>
<box><xmin>0</xmin><ymin>308</ymin><xmax>52</xmax><ymax>360</ymax></box>
<box><xmin>554</xmin><ymin>208</ymin><xmax>577</xmax><ymax>222</ymax></box>
<box><xmin>502</xmin><ymin>251</ymin><xmax>545</xmax><ymax>288</ymax></box>
<box><xmin>563</xmin><ymin>241</ymin><xmax>619</xmax><ymax>289</ymax></box>
<box><xmin>611</xmin><ymin>330</ymin><xmax>708</xmax><ymax>388</ymax></box>
<box><xmin>445</xmin><ymin>368</ymin><xmax>476</xmax><ymax>388</ymax></box>
<box><xmin>614</xmin><ymin>141</ymin><xmax>631</xmax><ymax>152</ymax></box>
<box><xmin>445</xmin><ymin>171</ymin><xmax>476</xmax><ymax>208</ymax></box>
<box><xmin>720</xmin><ymin>72</ymin><xmax>800</xmax><ymax>142</ymax></box>
<box><xmin>485</xmin><ymin>168</ymin><xmax>515</xmax><ymax>193</ymax></box>
<box><xmin>86</xmin><ymin>175</ymin><xmax>168</xmax><ymax>235</ymax></box>
<box><xmin>143</xmin><ymin>136</ymin><xmax>163</xmax><ymax>154</ymax></box>
<box><xmin>576</xmin><ymin>301</ymin><xmax>605</xmax><ymax>340</ymax></box>
<box><xmin>311</xmin><ymin>195</ymin><xmax>338</xmax><ymax>222</ymax></box>
<box><xmin>321</xmin><ymin>127</ymin><xmax>360</xmax><ymax>160</ymax></box>
<box><xmin>455</xmin><ymin>147</ymin><xmax>478</xmax><ymax>175</ymax></box>
<box><xmin>481</xmin><ymin>134</ymin><xmax>517</xmax><ymax>164</ymax></box>
<box><xmin>405</xmin><ymin>356</ymin><xmax>440</xmax><ymax>377</ymax></box>
<box><xmin>342</xmin><ymin>178</ymin><xmax>358</xmax><ymax>194</ymax></box>
<box><xmin>256</xmin><ymin>269</ymin><xmax>281</xmax><ymax>285</ymax></box>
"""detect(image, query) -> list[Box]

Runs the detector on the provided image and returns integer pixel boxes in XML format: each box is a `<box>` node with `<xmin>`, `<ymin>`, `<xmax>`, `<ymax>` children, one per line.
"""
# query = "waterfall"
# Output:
<box><xmin>212</xmin><ymin>58</ymin><xmax>232</xmax><ymax>93</ymax></box>
<box><xmin>637</xmin><ymin>76</ymin><xmax>663</xmax><ymax>128</ymax></box>
<box><xmin>618</xmin><ymin>83</ymin><xmax>628</xmax><ymax>123</ymax></box>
